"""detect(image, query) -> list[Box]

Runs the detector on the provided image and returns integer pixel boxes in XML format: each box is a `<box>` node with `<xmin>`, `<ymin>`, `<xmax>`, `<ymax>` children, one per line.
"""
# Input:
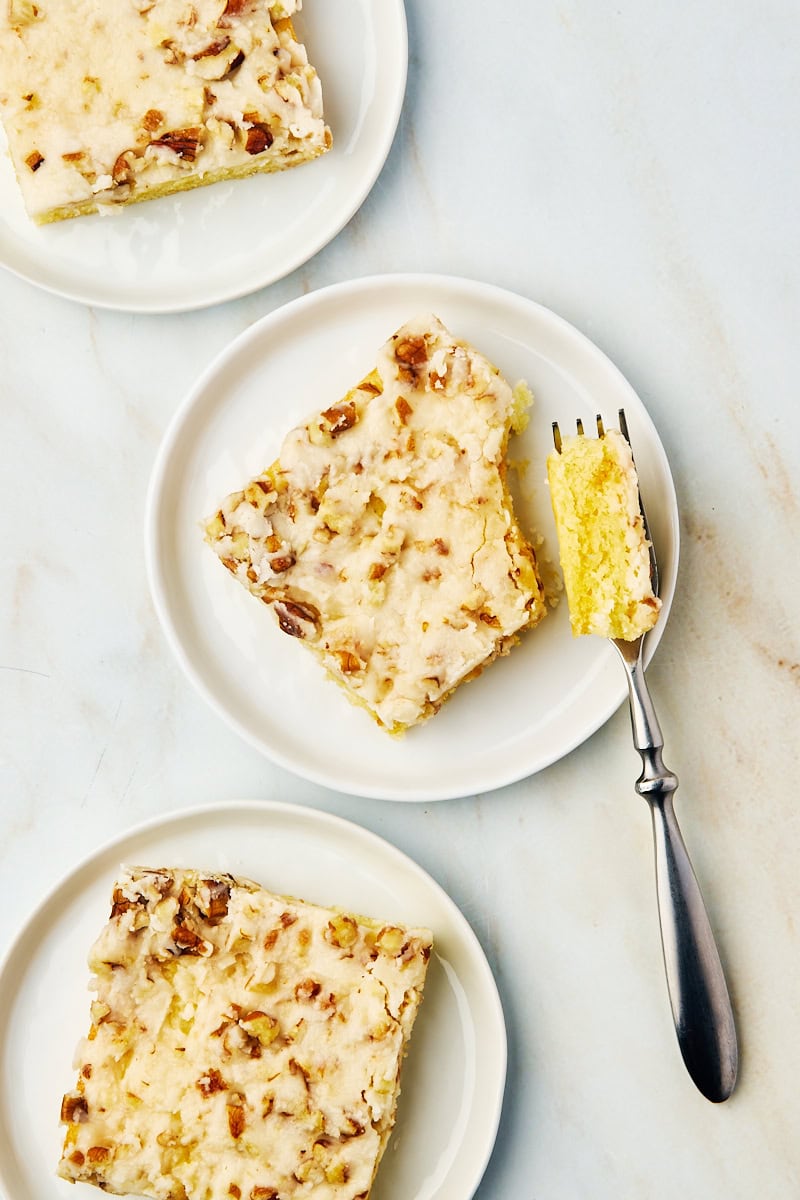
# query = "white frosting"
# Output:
<box><xmin>59</xmin><ymin>866</ymin><xmax>431</xmax><ymax>1200</ymax></box>
<box><xmin>206</xmin><ymin>314</ymin><xmax>546</xmax><ymax>731</ymax></box>
<box><xmin>0</xmin><ymin>0</ymin><xmax>329</xmax><ymax>220</ymax></box>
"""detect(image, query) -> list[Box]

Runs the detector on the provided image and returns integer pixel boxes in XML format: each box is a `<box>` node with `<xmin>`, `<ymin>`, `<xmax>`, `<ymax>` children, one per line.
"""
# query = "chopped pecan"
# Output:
<box><xmin>320</xmin><ymin>400</ymin><xmax>357</xmax><ymax>437</ymax></box>
<box><xmin>61</xmin><ymin>1093</ymin><xmax>89</xmax><ymax>1124</ymax></box>
<box><xmin>227</xmin><ymin>1103</ymin><xmax>246</xmax><ymax>1139</ymax></box>
<box><xmin>225</xmin><ymin>49</ymin><xmax>245</xmax><ymax>75</ymax></box>
<box><xmin>273</xmin><ymin>599</ymin><xmax>319</xmax><ymax>639</ymax></box>
<box><xmin>395</xmin><ymin>396</ymin><xmax>413</xmax><ymax>424</ymax></box>
<box><xmin>394</xmin><ymin>335</ymin><xmax>427</xmax><ymax>366</ymax></box>
<box><xmin>112</xmin><ymin>151</ymin><xmax>135</xmax><ymax>186</ymax></box>
<box><xmin>245</xmin><ymin>124</ymin><xmax>274</xmax><ymax>155</ymax></box>
<box><xmin>193</xmin><ymin>35</ymin><xmax>230</xmax><ymax>59</ymax></box>
<box><xmin>270</xmin><ymin>554</ymin><xmax>295</xmax><ymax>574</ymax></box>
<box><xmin>150</xmin><ymin>127</ymin><xmax>203</xmax><ymax>161</ymax></box>
<box><xmin>368</xmin><ymin>563</ymin><xmax>387</xmax><ymax>581</ymax></box>
<box><xmin>87</xmin><ymin>1147</ymin><xmax>110</xmax><ymax>1165</ymax></box>
<box><xmin>197</xmin><ymin>1068</ymin><xmax>227</xmax><ymax>1097</ymax></box>
<box><xmin>142</xmin><ymin>108</ymin><xmax>164</xmax><ymax>132</ymax></box>
<box><xmin>25</xmin><ymin>150</ymin><xmax>44</xmax><ymax>172</ymax></box>
<box><xmin>221</xmin><ymin>0</ymin><xmax>248</xmax><ymax>20</ymax></box>
<box><xmin>172</xmin><ymin>924</ymin><xmax>212</xmax><ymax>955</ymax></box>
<box><xmin>335</xmin><ymin>650</ymin><xmax>362</xmax><ymax>674</ymax></box>
<box><xmin>250</xmin><ymin>1190</ymin><xmax>278</xmax><ymax>1200</ymax></box>
<box><xmin>198</xmin><ymin>878</ymin><xmax>231</xmax><ymax>924</ymax></box>
<box><xmin>110</xmin><ymin>886</ymin><xmax>147</xmax><ymax>918</ymax></box>
<box><xmin>294</xmin><ymin>979</ymin><xmax>322</xmax><ymax>1002</ymax></box>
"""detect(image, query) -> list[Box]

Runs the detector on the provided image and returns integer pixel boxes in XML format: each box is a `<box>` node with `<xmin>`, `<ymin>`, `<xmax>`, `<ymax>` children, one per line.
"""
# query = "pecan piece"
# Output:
<box><xmin>272</xmin><ymin>599</ymin><xmax>319</xmax><ymax>639</ymax></box>
<box><xmin>294</xmin><ymin>978</ymin><xmax>321</xmax><ymax>1002</ymax></box>
<box><xmin>245</xmin><ymin>124</ymin><xmax>274</xmax><ymax>155</ymax></box>
<box><xmin>320</xmin><ymin>400</ymin><xmax>357</xmax><ymax>437</ymax></box>
<box><xmin>150</xmin><ymin>127</ymin><xmax>202</xmax><ymax>161</ymax></box>
<box><xmin>394</xmin><ymin>335</ymin><xmax>427</xmax><ymax>365</ymax></box>
<box><xmin>197</xmin><ymin>1068</ymin><xmax>227</xmax><ymax>1097</ymax></box>
<box><xmin>25</xmin><ymin>150</ymin><xmax>44</xmax><ymax>172</ymax></box>
<box><xmin>395</xmin><ymin>396</ymin><xmax>413</xmax><ymax>424</ymax></box>
<box><xmin>269</xmin><ymin>554</ymin><xmax>295</xmax><ymax>574</ymax></box>
<box><xmin>193</xmin><ymin>35</ymin><xmax>230</xmax><ymax>59</ymax></box>
<box><xmin>199</xmin><ymin>878</ymin><xmax>231</xmax><ymax>924</ymax></box>
<box><xmin>227</xmin><ymin>1103</ymin><xmax>246</xmax><ymax>1139</ymax></box>
<box><xmin>335</xmin><ymin>650</ymin><xmax>362</xmax><ymax>674</ymax></box>
<box><xmin>172</xmin><ymin>924</ymin><xmax>212</xmax><ymax>955</ymax></box>
<box><xmin>112</xmin><ymin>151</ymin><xmax>135</xmax><ymax>186</ymax></box>
<box><xmin>142</xmin><ymin>108</ymin><xmax>164</xmax><ymax>132</ymax></box>
<box><xmin>61</xmin><ymin>1093</ymin><xmax>89</xmax><ymax>1123</ymax></box>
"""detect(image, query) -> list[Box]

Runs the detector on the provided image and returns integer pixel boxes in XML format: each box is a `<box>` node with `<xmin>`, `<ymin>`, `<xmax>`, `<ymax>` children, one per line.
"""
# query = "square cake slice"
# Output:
<box><xmin>0</xmin><ymin>0</ymin><xmax>331</xmax><ymax>224</ymax></box>
<box><xmin>204</xmin><ymin>314</ymin><xmax>547</xmax><ymax>733</ymax></box>
<box><xmin>58</xmin><ymin>866</ymin><xmax>432</xmax><ymax>1200</ymax></box>
<box><xmin>546</xmin><ymin>426</ymin><xmax>661</xmax><ymax>639</ymax></box>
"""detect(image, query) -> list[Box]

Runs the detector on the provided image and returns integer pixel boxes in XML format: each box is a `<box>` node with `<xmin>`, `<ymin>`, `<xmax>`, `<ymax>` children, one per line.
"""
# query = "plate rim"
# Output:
<box><xmin>0</xmin><ymin>1</ymin><xmax>408</xmax><ymax>313</ymax></box>
<box><xmin>0</xmin><ymin>797</ymin><xmax>508</xmax><ymax>1200</ymax></box>
<box><xmin>144</xmin><ymin>272</ymin><xmax>681</xmax><ymax>800</ymax></box>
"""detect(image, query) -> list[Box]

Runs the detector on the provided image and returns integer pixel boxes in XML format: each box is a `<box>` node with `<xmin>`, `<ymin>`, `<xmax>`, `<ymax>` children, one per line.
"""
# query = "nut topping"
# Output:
<box><xmin>394</xmin><ymin>335</ymin><xmax>428</xmax><ymax>366</ymax></box>
<box><xmin>245</xmin><ymin>124</ymin><xmax>274</xmax><ymax>155</ymax></box>
<box><xmin>61</xmin><ymin>1093</ymin><xmax>89</xmax><ymax>1124</ymax></box>
<box><xmin>272</xmin><ymin>599</ymin><xmax>319</xmax><ymax>639</ymax></box>
<box><xmin>320</xmin><ymin>400</ymin><xmax>357</xmax><ymax>438</ymax></box>
<box><xmin>149</xmin><ymin>127</ymin><xmax>202</xmax><ymax>161</ymax></box>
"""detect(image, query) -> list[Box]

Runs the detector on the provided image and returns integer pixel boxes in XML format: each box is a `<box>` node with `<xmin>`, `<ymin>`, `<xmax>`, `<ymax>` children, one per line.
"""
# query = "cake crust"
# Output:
<box><xmin>205</xmin><ymin>314</ymin><xmax>547</xmax><ymax>733</ymax></box>
<box><xmin>0</xmin><ymin>0</ymin><xmax>331</xmax><ymax>224</ymax></box>
<box><xmin>58</xmin><ymin>866</ymin><xmax>431</xmax><ymax>1200</ymax></box>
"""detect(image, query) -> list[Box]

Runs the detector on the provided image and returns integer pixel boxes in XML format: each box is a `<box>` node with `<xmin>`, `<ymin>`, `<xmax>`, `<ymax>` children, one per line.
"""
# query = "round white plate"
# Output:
<box><xmin>0</xmin><ymin>801</ymin><xmax>506</xmax><ymax>1200</ymax></box>
<box><xmin>0</xmin><ymin>2</ymin><xmax>407</xmax><ymax>312</ymax></box>
<box><xmin>146</xmin><ymin>274</ymin><xmax>680</xmax><ymax>800</ymax></box>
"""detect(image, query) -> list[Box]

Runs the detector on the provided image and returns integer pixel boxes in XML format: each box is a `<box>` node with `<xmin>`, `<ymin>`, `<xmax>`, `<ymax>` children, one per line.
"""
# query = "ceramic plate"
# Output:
<box><xmin>0</xmin><ymin>801</ymin><xmax>506</xmax><ymax>1200</ymax></box>
<box><xmin>0</xmin><ymin>2</ymin><xmax>407</xmax><ymax>312</ymax></box>
<box><xmin>146</xmin><ymin>274</ymin><xmax>680</xmax><ymax>800</ymax></box>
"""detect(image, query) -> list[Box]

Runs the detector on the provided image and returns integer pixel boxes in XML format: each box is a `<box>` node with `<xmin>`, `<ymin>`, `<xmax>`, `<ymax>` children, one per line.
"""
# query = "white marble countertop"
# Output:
<box><xmin>2</xmin><ymin>1</ymin><xmax>800</xmax><ymax>1196</ymax></box>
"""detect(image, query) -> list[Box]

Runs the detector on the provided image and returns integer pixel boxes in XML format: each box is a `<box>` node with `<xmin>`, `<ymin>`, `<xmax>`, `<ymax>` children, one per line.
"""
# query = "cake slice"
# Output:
<box><xmin>58</xmin><ymin>866</ymin><xmax>432</xmax><ymax>1200</ymax></box>
<box><xmin>0</xmin><ymin>0</ymin><xmax>331</xmax><ymax>224</ymax></box>
<box><xmin>546</xmin><ymin>424</ymin><xmax>661</xmax><ymax>640</ymax></box>
<box><xmin>204</xmin><ymin>314</ymin><xmax>547</xmax><ymax>733</ymax></box>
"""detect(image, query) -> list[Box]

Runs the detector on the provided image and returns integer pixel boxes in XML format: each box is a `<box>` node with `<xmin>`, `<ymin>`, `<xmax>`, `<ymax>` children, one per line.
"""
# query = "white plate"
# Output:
<box><xmin>0</xmin><ymin>801</ymin><xmax>506</xmax><ymax>1200</ymax></box>
<box><xmin>0</xmin><ymin>2</ymin><xmax>407</xmax><ymax>312</ymax></box>
<box><xmin>146</xmin><ymin>274</ymin><xmax>680</xmax><ymax>800</ymax></box>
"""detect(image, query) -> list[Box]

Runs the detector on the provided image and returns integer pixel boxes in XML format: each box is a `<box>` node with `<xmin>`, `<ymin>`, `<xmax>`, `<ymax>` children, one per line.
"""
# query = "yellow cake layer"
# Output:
<box><xmin>547</xmin><ymin>428</ymin><xmax>661</xmax><ymax>640</ymax></box>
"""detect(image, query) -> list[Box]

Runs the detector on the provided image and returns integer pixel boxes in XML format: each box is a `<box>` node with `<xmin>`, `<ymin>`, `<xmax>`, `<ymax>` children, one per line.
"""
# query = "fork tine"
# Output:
<box><xmin>576</xmin><ymin>418</ymin><xmax>584</xmax><ymax>436</ymax></box>
<box><xmin>618</xmin><ymin>408</ymin><xmax>630</xmax><ymax>443</ymax></box>
<box><xmin>552</xmin><ymin>421</ymin><xmax>562</xmax><ymax>454</ymax></box>
<box><xmin>596</xmin><ymin>414</ymin><xmax>605</xmax><ymax>438</ymax></box>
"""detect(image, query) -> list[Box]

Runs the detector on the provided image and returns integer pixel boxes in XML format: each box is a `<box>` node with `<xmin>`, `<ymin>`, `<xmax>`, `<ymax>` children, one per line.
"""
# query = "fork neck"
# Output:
<box><xmin>614</xmin><ymin>636</ymin><xmax>664</xmax><ymax>754</ymax></box>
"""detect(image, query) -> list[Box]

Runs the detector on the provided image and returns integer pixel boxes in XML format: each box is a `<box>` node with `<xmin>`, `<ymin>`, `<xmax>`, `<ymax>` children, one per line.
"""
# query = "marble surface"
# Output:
<box><xmin>2</xmin><ymin>1</ymin><xmax>800</xmax><ymax>1196</ymax></box>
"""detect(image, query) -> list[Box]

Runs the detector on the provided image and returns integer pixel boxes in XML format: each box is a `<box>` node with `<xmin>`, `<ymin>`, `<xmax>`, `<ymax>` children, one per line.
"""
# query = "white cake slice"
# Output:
<box><xmin>0</xmin><ymin>0</ymin><xmax>331</xmax><ymax>223</ymax></box>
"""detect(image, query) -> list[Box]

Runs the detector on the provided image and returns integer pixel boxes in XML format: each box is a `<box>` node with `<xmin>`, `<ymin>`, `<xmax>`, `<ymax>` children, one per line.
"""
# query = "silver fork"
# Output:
<box><xmin>552</xmin><ymin>409</ymin><xmax>739</xmax><ymax>1102</ymax></box>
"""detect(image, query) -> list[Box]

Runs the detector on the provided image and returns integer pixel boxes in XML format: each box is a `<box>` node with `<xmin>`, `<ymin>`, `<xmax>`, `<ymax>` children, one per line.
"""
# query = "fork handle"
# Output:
<box><xmin>621</xmin><ymin>651</ymin><xmax>739</xmax><ymax>1101</ymax></box>
<box><xmin>644</xmin><ymin>770</ymin><xmax>739</xmax><ymax>1101</ymax></box>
